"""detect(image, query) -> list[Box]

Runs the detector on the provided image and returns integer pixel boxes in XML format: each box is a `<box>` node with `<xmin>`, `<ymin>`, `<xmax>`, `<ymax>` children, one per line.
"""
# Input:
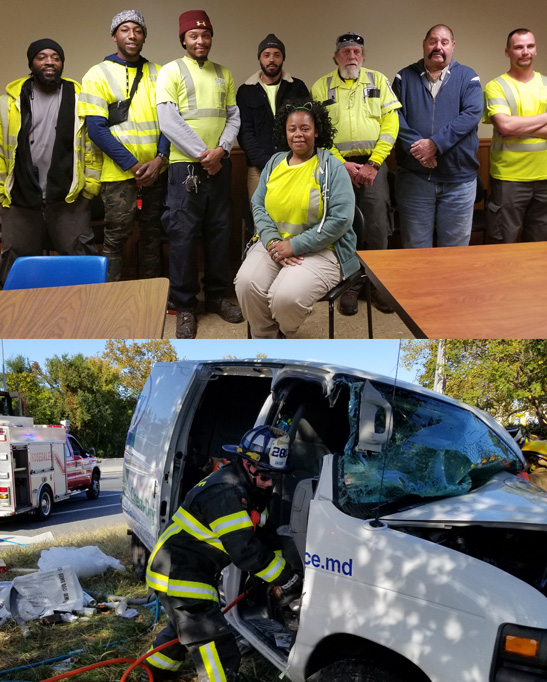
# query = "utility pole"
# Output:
<box><xmin>1</xmin><ymin>340</ymin><xmax>6</xmax><ymax>392</ymax></box>
<box><xmin>433</xmin><ymin>340</ymin><xmax>446</xmax><ymax>394</ymax></box>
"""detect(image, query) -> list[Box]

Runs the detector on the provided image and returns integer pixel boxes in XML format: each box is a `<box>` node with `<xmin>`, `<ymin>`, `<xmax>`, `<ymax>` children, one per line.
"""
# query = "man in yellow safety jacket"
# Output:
<box><xmin>79</xmin><ymin>10</ymin><xmax>169</xmax><ymax>281</ymax></box>
<box><xmin>483</xmin><ymin>28</ymin><xmax>547</xmax><ymax>243</ymax></box>
<box><xmin>0</xmin><ymin>39</ymin><xmax>101</xmax><ymax>285</ymax></box>
<box><xmin>311</xmin><ymin>31</ymin><xmax>401</xmax><ymax>315</ymax></box>
<box><xmin>156</xmin><ymin>10</ymin><xmax>243</xmax><ymax>339</ymax></box>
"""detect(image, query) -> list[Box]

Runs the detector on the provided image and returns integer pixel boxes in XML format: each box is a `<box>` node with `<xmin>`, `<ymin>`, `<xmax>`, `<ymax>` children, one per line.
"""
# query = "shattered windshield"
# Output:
<box><xmin>336</xmin><ymin>378</ymin><xmax>521</xmax><ymax>516</ymax></box>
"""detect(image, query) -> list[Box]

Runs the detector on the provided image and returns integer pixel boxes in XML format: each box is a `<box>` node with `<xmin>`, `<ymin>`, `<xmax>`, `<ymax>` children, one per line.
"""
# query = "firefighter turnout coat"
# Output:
<box><xmin>146</xmin><ymin>463</ymin><xmax>293</xmax><ymax>601</ymax></box>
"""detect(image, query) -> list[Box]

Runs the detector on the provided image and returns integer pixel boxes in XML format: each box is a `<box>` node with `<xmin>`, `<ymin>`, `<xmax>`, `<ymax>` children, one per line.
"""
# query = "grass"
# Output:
<box><xmin>0</xmin><ymin>525</ymin><xmax>279</xmax><ymax>682</ymax></box>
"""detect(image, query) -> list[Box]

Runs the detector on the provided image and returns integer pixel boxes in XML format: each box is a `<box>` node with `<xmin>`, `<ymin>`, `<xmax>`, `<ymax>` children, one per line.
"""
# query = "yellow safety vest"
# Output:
<box><xmin>156</xmin><ymin>56</ymin><xmax>236</xmax><ymax>163</ymax></box>
<box><xmin>484</xmin><ymin>72</ymin><xmax>547</xmax><ymax>182</ymax></box>
<box><xmin>79</xmin><ymin>60</ymin><xmax>162</xmax><ymax>182</ymax></box>
<box><xmin>0</xmin><ymin>77</ymin><xmax>101</xmax><ymax>207</ymax></box>
<box><xmin>311</xmin><ymin>67</ymin><xmax>400</xmax><ymax>164</ymax></box>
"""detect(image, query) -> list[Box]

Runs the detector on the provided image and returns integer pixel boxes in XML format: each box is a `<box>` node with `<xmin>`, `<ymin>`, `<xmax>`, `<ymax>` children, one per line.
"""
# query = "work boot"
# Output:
<box><xmin>339</xmin><ymin>289</ymin><xmax>359</xmax><ymax>315</ymax></box>
<box><xmin>371</xmin><ymin>287</ymin><xmax>394</xmax><ymax>314</ymax></box>
<box><xmin>205</xmin><ymin>298</ymin><xmax>244</xmax><ymax>323</ymax></box>
<box><xmin>176</xmin><ymin>311</ymin><xmax>197</xmax><ymax>339</ymax></box>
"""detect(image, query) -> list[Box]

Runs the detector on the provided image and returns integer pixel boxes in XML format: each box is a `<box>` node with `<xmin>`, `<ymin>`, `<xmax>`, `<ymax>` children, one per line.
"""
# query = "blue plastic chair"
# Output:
<box><xmin>3</xmin><ymin>256</ymin><xmax>108</xmax><ymax>290</ymax></box>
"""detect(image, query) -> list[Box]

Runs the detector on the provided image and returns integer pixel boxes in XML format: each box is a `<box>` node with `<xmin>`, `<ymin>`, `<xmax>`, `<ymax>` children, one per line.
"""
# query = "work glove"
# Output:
<box><xmin>273</xmin><ymin>572</ymin><xmax>303</xmax><ymax>610</ymax></box>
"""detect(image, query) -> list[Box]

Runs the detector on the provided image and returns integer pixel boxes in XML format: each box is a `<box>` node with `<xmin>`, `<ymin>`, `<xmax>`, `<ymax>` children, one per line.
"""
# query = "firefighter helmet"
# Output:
<box><xmin>223</xmin><ymin>425</ymin><xmax>291</xmax><ymax>474</ymax></box>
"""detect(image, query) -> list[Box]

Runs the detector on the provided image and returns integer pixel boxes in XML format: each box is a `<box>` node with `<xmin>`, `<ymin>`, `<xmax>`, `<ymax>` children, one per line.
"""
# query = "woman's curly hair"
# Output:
<box><xmin>273</xmin><ymin>98</ymin><xmax>337</xmax><ymax>152</ymax></box>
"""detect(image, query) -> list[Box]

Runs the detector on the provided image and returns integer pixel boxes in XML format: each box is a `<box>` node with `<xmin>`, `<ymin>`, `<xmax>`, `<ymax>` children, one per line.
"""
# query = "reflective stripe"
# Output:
<box><xmin>365</xmin><ymin>71</ymin><xmax>375</xmax><ymax>84</ymax></box>
<box><xmin>337</xmin><ymin>140</ymin><xmax>376</xmax><ymax>152</ymax></box>
<box><xmin>486</xmin><ymin>97</ymin><xmax>509</xmax><ymax>108</ymax></box>
<box><xmin>147</xmin><ymin>649</ymin><xmax>182</xmax><ymax>672</ymax></box>
<box><xmin>199</xmin><ymin>641</ymin><xmax>227</xmax><ymax>682</ymax></box>
<box><xmin>210</xmin><ymin>511</ymin><xmax>253</xmax><ymax>536</ymax></box>
<box><xmin>113</xmin><ymin>119</ymin><xmax>160</xmax><ymax>132</ymax></box>
<box><xmin>379</xmin><ymin>132</ymin><xmax>396</xmax><ymax>145</ymax></box>
<box><xmin>307</xmin><ymin>186</ymin><xmax>321</xmax><ymax>225</ymax></box>
<box><xmin>78</xmin><ymin>92</ymin><xmax>107</xmax><ymax>108</ymax></box>
<box><xmin>85</xmin><ymin>167</ymin><xmax>101</xmax><ymax>180</ymax></box>
<box><xmin>256</xmin><ymin>549</ymin><xmax>286</xmax><ymax>582</ymax></box>
<box><xmin>277</xmin><ymin>221</ymin><xmax>308</xmax><ymax>237</ymax></box>
<box><xmin>97</xmin><ymin>62</ymin><xmax>127</xmax><ymax>100</ymax></box>
<box><xmin>173</xmin><ymin>508</ymin><xmax>227</xmax><ymax>553</ymax></box>
<box><xmin>381</xmin><ymin>98</ymin><xmax>399</xmax><ymax>109</ymax></box>
<box><xmin>181</xmin><ymin>108</ymin><xmax>227</xmax><ymax>120</ymax></box>
<box><xmin>491</xmin><ymin>139</ymin><xmax>547</xmax><ymax>153</ymax></box>
<box><xmin>110</xmin><ymin>132</ymin><xmax>162</xmax><ymax>145</ymax></box>
<box><xmin>177</xmin><ymin>59</ymin><xmax>198</xmax><ymax>109</ymax></box>
<box><xmin>494</xmin><ymin>76</ymin><xmax>518</xmax><ymax>116</ymax></box>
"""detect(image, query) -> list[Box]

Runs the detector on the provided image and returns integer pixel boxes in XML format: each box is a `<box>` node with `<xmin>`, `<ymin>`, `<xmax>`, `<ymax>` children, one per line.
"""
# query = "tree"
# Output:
<box><xmin>38</xmin><ymin>353</ymin><xmax>132</xmax><ymax>457</ymax></box>
<box><xmin>4</xmin><ymin>355</ymin><xmax>53</xmax><ymax>423</ymax></box>
<box><xmin>101</xmin><ymin>340</ymin><xmax>180</xmax><ymax>399</ymax></box>
<box><xmin>401</xmin><ymin>340</ymin><xmax>547</xmax><ymax>436</ymax></box>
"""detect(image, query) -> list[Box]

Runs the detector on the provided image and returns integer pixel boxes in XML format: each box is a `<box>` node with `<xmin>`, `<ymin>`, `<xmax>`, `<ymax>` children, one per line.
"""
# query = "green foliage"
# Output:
<box><xmin>401</xmin><ymin>340</ymin><xmax>547</xmax><ymax>437</ymax></box>
<box><xmin>102</xmin><ymin>340</ymin><xmax>180</xmax><ymax>399</ymax></box>
<box><xmin>5</xmin><ymin>355</ymin><xmax>53</xmax><ymax>423</ymax></box>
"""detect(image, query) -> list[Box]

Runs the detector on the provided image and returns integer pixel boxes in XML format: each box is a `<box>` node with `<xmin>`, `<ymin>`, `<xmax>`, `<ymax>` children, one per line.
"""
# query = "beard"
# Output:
<box><xmin>32</xmin><ymin>68</ymin><xmax>62</xmax><ymax>87</ymax></box>
<box><xmin>338</xmin><ymin>64</ymin><xmax>361</xmax><ymax>80</ymax></box>
<box><xmin>261</xmin><ymin>62</ymin><xmax>282</xmax><ymax>79</ymax></box>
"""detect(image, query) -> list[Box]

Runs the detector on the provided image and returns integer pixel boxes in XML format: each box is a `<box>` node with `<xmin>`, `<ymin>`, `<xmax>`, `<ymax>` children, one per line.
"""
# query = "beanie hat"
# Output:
<box><xmin>257</xmin><ymin>34</ymin><xmax>285</xmax><ymax>59</ymax></box>
<box><xmin>27</xmin><ymin>39</ymin><xmax>65</xmax><ymax>68</ymax></box>
<box><xmin>110</xmin><ymin>9</ymin><xmax>147</xmax><ymax>38</ymax></box>
<box><xmin>335</xmin><ymin>32</ymin><xmax>365</xmax><ymax>51</ymax></box>
<box><xmin>179</xmin><ymin>10</ymin><xmax>213</xmax><ymax>39</ymax></box>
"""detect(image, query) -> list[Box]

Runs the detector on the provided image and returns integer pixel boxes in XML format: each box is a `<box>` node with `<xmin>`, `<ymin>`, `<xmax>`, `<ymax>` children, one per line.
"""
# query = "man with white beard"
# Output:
<box><xmin>311</xmin><ymin>32</ymin><xmax>401</xmax><ymax>315</ymax></box>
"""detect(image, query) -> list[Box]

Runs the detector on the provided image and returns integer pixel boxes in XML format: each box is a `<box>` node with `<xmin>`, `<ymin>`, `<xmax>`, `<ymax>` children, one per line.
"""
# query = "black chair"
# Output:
<box><xmin>246</xmin><ymin>206</ymin><xmax>366</xmax><ymax>339</ymax></box>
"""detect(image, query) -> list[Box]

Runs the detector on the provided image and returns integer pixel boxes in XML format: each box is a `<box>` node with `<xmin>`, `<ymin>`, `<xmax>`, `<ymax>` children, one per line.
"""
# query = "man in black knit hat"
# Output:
<box><xmin>0</xmin><ymin>39</ymin><xmax>101</xmax><ymax>285</ymax></box>
<box><xmin>237</xmin><ymin>34</ymin><xmax>309</xmax><ymax>202</ymax></box>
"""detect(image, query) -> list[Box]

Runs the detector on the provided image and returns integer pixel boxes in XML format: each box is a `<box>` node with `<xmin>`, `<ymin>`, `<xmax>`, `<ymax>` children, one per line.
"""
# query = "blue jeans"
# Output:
<box><xmin>395</xmin><ymin>168</ymin><xmax>477</xmax><ymax>248</ymax></box>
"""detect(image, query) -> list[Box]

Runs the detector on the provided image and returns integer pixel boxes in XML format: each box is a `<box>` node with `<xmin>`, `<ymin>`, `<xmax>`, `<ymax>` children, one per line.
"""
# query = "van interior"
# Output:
<box><xmin>168</xmin><ymin>369</ymin><xmax>353</xmax><ymax>658</ymax></box>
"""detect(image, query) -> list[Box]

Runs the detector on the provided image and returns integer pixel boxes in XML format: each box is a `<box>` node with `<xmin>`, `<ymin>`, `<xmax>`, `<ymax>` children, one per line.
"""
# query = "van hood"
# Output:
<box><xmin>382</xmin><ymin>473</ymin><xmax>547</xmax><ymax>530</ymax></box>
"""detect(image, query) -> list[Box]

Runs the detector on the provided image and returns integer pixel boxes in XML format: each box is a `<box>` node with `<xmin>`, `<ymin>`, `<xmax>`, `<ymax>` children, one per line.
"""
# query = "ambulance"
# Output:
<box><xmin>122</xmin><ymin>360</ymin><xmax>547</xmax><ymax>682</ymax></box>
<box><xmin>0</xmin><ymin>407</ymin><xmax>101</xmax><ymax>520</ymax></box>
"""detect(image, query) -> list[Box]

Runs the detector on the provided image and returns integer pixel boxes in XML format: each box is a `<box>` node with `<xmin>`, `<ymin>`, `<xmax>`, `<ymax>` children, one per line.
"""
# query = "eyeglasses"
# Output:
<box><xmin>336</xmin><ymin>33</ymin><xmax>364</xmax><ymax>47</ymax></box>
<box><xmin>248</xmin><ymin>466</ymin><xmax>278</xmax><ymax>482</ymax></box>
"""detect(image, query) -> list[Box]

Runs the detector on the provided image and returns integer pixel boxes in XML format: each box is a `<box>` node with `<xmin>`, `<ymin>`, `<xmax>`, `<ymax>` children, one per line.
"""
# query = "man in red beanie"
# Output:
<box><xmin>156</xmin><ymin>10</ymin><xmax>242</xmax><ymax>339</ymax></box>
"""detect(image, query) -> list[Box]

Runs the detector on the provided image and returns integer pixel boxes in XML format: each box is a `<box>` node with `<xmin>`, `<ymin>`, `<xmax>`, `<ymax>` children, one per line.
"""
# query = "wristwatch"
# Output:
<box><xmin>156</xmin><ymin>152</ymin><xmax>168</xmax><ymax>162</ymax></box>
<box><xmin>367</xmin><ymin>159</ymin><xmax>381</xmax><ymax>170</ymax></box>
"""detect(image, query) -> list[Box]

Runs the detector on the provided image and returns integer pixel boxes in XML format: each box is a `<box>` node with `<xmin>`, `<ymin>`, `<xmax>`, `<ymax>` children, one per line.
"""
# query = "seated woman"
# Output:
<box><xmin>235</xmin><ymin>99</ymin><xmax>359</xmax><ymax>339</ymax></box>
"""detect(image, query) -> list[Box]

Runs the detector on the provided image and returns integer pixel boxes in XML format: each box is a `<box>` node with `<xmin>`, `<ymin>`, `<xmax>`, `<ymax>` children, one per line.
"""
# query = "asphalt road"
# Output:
<box><xmin>0</xmin><ymin>465</ymin><xmax>125</xmax><ymax>547</ymax></box>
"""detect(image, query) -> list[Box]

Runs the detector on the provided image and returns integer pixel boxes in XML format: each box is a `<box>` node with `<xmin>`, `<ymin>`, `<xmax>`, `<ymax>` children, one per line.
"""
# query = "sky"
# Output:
<box><xmin>0</xmin><ymin>339</ymin><xmax>422</xmax><ymax>385</ymax></box>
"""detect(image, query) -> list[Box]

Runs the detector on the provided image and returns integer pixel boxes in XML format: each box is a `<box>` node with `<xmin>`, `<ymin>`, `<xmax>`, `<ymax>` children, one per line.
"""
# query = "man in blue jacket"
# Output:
<box><xmin>393</xmin><ymin>25</ymin><xmax>483</xmax><ymax>248</ymax></box>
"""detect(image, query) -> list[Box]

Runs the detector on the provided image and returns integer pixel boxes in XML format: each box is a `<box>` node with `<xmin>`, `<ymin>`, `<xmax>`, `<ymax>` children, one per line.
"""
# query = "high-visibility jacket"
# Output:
<box><xmin>311</xmin><ymin>67</ymin><xmax>400</xmax><ymax>165</ymax></box>
<box><xmin>156</xmin><ymin>56</ymin><xmax>237</xmax><ymax>163</ymax></box>
<box><xmin>0</xmin><ymin>77</ymin><xmax>101</xmax><ymax>208</ymax></box>
<box><xmin>483</xmin><ymin>72</ymin><xmax>547</xmax><ymax>182</ymax></box>
<box><xmin>79</xmin><ymin>59</ymin><xmax>162</xmax><ymax>182</ymax></box>
<box><xmin>146</xmin><ymin>463</ymin><xmax>293</xmax><ymax>600</ymax></box>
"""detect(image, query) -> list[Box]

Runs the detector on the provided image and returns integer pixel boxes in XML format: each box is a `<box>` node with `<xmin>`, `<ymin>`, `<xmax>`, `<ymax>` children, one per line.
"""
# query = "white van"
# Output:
<box><xmin>122</xmin><ymin>360</ymin><xmax>547</xmax><ymax>682</ymax></box>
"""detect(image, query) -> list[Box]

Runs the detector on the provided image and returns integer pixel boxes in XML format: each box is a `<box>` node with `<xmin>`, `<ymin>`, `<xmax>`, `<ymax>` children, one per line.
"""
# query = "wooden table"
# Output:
<box><xmin>0</xmin><ymin>277</ymin><xmax>170</xmax><ymax>339</ymax></box>
<box><xmin>359</xmin><ymin>242</ymin><xmax>547</xmax><ymax>339</ymax></box>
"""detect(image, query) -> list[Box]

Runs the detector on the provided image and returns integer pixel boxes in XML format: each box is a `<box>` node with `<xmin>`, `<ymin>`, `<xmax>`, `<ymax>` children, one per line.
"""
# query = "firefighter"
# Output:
<box><xmin>143</xmin><ymin>425</ymin><xmax>303</xmax><ymax>682</ymax></box>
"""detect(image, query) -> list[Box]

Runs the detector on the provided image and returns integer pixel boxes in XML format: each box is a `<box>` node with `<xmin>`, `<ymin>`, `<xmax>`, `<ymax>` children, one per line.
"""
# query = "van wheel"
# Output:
<box><xmin>308</xmin><ymin>659</ymin><xmax>406</xmax><ymax>682</ymax></box>
<box><xmin>36</xmin><ymin>487</ymin><xmax>53</xmax><ymax>520</ymax></box>
<box><xmin>86</xmin><ymin>471</ymin><xmax>100</xmax><ymax>500</ymax></box>
<box><xmin>131</xmin><ymin>534</ymin><xmax>150</xmax><ymax>581</ymax></box>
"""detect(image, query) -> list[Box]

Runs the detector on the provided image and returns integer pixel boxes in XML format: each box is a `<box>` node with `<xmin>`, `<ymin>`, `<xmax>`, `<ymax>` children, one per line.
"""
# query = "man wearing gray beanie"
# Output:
<box><xmin>79</xmin><ymin>10</ymin><xmax>169</xmax><ymax>282</ymax></box>
<box><xmin>0</xmin><ymin>39</ymin><xmax>101</xmax><ymax>285</ymax></box>
<box><xmin>237</xmin><ymin>34</ymin><xmax>309</xmax><ymax>200</ymax></box>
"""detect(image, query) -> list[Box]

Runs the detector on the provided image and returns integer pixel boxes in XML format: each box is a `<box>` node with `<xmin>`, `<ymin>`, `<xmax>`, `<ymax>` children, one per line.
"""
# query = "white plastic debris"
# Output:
<box><xmin>38</xmin><ymin>546</ymin><xmax>126</xmax><ymax>578</ymax></box>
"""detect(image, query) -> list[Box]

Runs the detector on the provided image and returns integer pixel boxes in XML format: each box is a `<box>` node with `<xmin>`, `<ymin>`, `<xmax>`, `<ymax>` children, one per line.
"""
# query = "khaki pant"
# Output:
<box><xmin>235</xmin><ymin>240</ymin><xmax>341</xmax><ymax>338</ymax></box>
<box><xmin>247</xmin><ymin>166</ymin><xmax>262</xmax><ymax>203</ymax></box>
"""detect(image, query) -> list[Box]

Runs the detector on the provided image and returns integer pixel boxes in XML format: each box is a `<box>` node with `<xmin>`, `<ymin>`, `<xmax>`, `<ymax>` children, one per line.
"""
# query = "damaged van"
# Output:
<box><xmin>122</xmin><ymin>360</ymin><xmax>547</xmax><ymax>682</ymax></box>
